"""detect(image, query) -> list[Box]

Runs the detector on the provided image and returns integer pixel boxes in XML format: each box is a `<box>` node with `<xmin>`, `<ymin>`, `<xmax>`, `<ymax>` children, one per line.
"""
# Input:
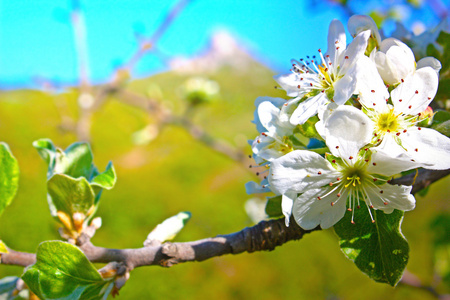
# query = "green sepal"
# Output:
<box><xmin>22</xmin><ymin>241</ymin><xmax>113</xmax><ymax>300</ymax></box>
<box><xmin>334</xmin><ymin>202</ymin><xmax>409</xmax><ymax>286</ymax></box>
<box><xmin>0</xmin><ymin>143</ymin><xmax>19</xmax><ymax>217</ymax></box>
<box><xmin>296</xmin><ymin>115</ymin><xmax>320</xmax><ymax>139</ymax></box>
<box><xmin>47</xmin><ymin>174</ymin><xmax>95</xmax><ymax>217</ymax></box>
<box><xmin>265</xmin><ymin>196</ymin><xmax>283</xmax><ymax>218</ymax></box>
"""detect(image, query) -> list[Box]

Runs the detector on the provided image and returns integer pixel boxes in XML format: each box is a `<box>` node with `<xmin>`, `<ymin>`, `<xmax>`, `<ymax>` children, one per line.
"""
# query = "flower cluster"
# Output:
<box><xmin>247</xmin><ymin>15</ymin><xmax>450</xmax><ymax>230</ymax></box>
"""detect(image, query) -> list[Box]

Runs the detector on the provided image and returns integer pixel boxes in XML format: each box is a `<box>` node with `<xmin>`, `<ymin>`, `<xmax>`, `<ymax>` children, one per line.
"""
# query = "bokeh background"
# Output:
<box><xmin>0</xmin><ymin>0</ymin><xmax>449</xmax><ymax>299</ymax></box>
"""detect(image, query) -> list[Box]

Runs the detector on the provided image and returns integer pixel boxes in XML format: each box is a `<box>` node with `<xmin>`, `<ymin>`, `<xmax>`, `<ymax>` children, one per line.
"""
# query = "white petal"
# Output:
<box><xmin>391</xmin><ymin>67</ymin><xmax>439</xmax><ymax>115</ymax></box>
<box><xmin>290</xmin><ymin>93</ymin><xmax>328</xmax><ymax>125</ymax></box>
<box><xmin>274</xmin><ymin>73</ymin><xmax>303</xmax><ymax>97</ymax></box>
<box><xmin>348</xmin><ymin>15</ymin><xmax>381</xmax><ymax>45</ymax></box>
<box><xmin>258</xmin><ymin>101</ymin><xmax>281</xmax><ymax>133</ymax></box>
<box><xmin>252</xmin><ymin>135</ymin><xmax>283</xmax><ymax>162</ymax></box>
<box><xmin>381</xmin><ymin>38</ymin><xmax>416</xmax><ymax>82</ymax></box>
<box><xmin>293</xmin><ymin>187</ymin><xmax>348</xmax><ymax>230</ymax></box>
<box><xmin>282</xmin><ymin>192</ymin><xmax>296</xmax><ymax>226</ymax></box>
<box><xmin>369</xmin><ymin>136</ymin><xmax>421</xmax><ymax>176</ymax></box>
<box><xmin>365</xmin><ymin>183</ymin><xmax>415</xmax><ymax>213</ymax></box>
<box><xmin>338</xmin><ymin>30</ymin><xmax>370</xmax><ymax>75</ymax></box>
<box><xmin>326</xmin><ymin>20</ymin><xmax>346</xmax><ymax>67</ymax></box>
<box><xmin>417</xmin><ymin>57</ymin><xmax>442</xmax><ymax>74</ymax></box>
<box><xmin>253</xmin><ymin>97</ymin><xmax>286</xmax><ymax>133</ymax></box>
<box><xmin>396</xmin><ymin>127</ymin><xmax>450</xmax><ymax>170</ymax></box>
<box><xmin>324</xmin><ymin>106</ymin><xmax>374</xmax><ymax>159</ymax></box>
<box><xmin>373</xmin><ymin>51</ymin><xmax>401</xmax><ymax>85</ymax></box>
<box><xmin>268</xmin><ymin>150</ymin><xmax>339</xmax><ymax>195</ymax></box>
<box><xmin>355</xmin><ymin>56</ymin><xmax>389</xmax><ymax>109</ymax></box>
<box><xmin>315</xmin><ymin>102</ymin><xmax>339</xmax><ymax>139</ymax></box>
<box><xmin>333</xmin><ymin>66</ymin><xmax>357</xmax><ymax>104</ymax></box>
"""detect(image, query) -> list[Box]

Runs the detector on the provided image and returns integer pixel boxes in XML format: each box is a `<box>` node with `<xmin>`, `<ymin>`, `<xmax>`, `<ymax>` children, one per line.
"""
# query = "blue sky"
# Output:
<box><xmin>0</xmin><ymin>0</ymin><xmax>447</xmax><ymax>89</ymax></box>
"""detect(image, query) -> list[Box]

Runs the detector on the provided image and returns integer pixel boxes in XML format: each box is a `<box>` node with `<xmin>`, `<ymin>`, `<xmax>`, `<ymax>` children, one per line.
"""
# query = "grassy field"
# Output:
<box><xmin>0</xmin><ymin>60</ymin><xmax>448</xmax><ymax>299</ymax></box>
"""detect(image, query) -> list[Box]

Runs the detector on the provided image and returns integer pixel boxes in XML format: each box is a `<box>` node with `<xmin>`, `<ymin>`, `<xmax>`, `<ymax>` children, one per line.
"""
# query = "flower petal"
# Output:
<box><xmin>378</xmin><ymin>38</ymin><xmax>416</xmax><ymax>84</ymax></box>
<box><xmin>391</xmin><ymin>67</ymin><xmax>439</xmax><ymax>115</ymax></box>
<box><xmin>324</xmin><ymin>105</ymin><xmax>373</xmax><ymax>159</ymax></box>
<box><xmin>282</xmin><ymin>192</ymin><xmax>296</xmax><ymax>226</ymax></box>
<box><xmin>369</xmin><ymin>136</ymin><xmax>421</xmax><ymax>175</ymax></box>
<box><xmin>355</xmin><ymin>56</ymin><xmax>389</xmax><ymax>109</ymax></box>
<box><xmin>348</xmin><ymin>15</ymin><xmax>381</xmax><ymax>45</ymax></box>
<box><xmin>417</xmin><ymin>57</ymin><xmax>442</xmax><ymax>75</ymax></box>
<box><xmin>395</xmin><ymin>127</ymin><xmax>450</xmax><ymax>170</ymax></box>
<box><xmin>365</xmin><ymin>183</ymin><xmax>415</xmax><ymax>213</ymax></box>
<box><xmin>269</xmin><ymin>150</ymin><xmax>338</xmax><ymax>195</ymax></box>
<box><xmin>274</xmin><ymin>73</ymin><xmax>306</xmax><ymax>97</ymax></box>
<box><xmin>290</xmin><ymin>93</ymin><xmax>328</xmax><ymax>125</ymax></box>
<box><xmin>333</xmin><ymin>66</ymin><xmax>357</xmax><ymax>104</ymax></box>
<box><xmin>258</xmin><ymin>101</ymin><xmax>282</xmax><ymax>133</ymax></box>
<box><xmin>338</xmin><ymin>29</ymin><xmax>370</xmax><ymax>75</ymax></box>
<box><xmin>293</xmin><ymin>187</ymin><xmax>348</xmax><ymax>229</ymax></box>
<box><xmin>326</xmin><ymin>20</ymin><xmax>346</xmax><ymax>67</ymax></box>
<box><xmin>253</xmin><ymin>97</ymin><xmax>286</xmax><ymax>133</ymax></box>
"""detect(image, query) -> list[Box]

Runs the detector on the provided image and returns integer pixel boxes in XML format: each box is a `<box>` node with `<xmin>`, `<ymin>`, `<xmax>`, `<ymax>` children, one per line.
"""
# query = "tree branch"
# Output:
<box><xmin>0</xmin><ymin>218</ymin><xmax>318</xmax><ymax>270</ymax></box>
<box><xmin>1</xmin><ymin>168</ymin><xmax>448</xmax><ymax>271</ymax></box>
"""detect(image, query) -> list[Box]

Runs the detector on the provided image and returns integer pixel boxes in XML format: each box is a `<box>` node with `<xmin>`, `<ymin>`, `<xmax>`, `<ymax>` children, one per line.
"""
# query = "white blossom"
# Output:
<box><xmin>275</xmin><ymin>20</ymin><xmax>370</xmax><ymax>125</ymax></box>
<box><xmin>358</xmin><ymin>59</ymin><xmax>450</xmax><ymax>169</ymax></box>
<box><xmin>269</xmin><ymin>106</ymin><xmax>417</xmax><ymax>230</ymax></box>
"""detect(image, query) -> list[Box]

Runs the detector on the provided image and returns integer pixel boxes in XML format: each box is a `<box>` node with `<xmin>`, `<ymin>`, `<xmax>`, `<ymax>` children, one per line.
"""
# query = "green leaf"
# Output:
<box><xmin>432</xmin><ymin>120</ymin><xmax>450</xmax><ymax>137</ymax></box>
<box><xmin>334</xmin><ymin>203</ymin><xmax>409</xmax><ymax>286</ymax></box>
<box><xmin>22</xmin><ymin>241</ymin><xmax>112</xmax><ymax>300</ymax></box>
<box><xmin>90</xmin><ymin>162</ymin><xmax>117</xmax><ymax>191</ymax></box>
<box><xmin>56</xmin><ymin>143</ymin><xmax>94</xmax><ymax>179</ymax></box>
<box><xmin>47</xmin><ymin>174</ymin><xmax>95</xmax><ymax>216</ymax></box>
<box><xmin>0</xmin><ymin>143</ymin><xmax>19</xmax><ymax>217</ymax></box>
<box><xmin>32</xmin><ymin>139</ymin><xmax>57</xmax><ymax>171</ymax></box>
<box><xmin>265</xmin><ymin>196</ymin><xmax>283</xmax><ymax>218</ymax></box>
<box><xmin>33</xmin><ymin>140</ymin><xmax>94</xmax><ymax>180</ymax></box>
<box><xmin>296</xmin><ymin>115</ymin><xmax>320</xmax><ymax>138</ymax></box>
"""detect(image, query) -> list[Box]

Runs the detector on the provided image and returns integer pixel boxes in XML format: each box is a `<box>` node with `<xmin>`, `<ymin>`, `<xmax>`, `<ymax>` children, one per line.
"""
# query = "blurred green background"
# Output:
<box><xmin>0</xmin><ymin>57</ymin><xmax>449</xmax><ymax>299</ymax></box>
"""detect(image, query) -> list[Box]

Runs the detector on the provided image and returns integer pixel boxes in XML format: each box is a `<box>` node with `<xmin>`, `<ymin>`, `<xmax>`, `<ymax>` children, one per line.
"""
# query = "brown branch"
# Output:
<box><xmin>391</xmin><ymin>168</ymin><xmax>450</xmax><ymax>194</ymax></box>
<box><xmin>1</xmin><ymin>167</ymin><xmax>448</xmax><ymax>270</ymax></box>
<box><xmin>0</xmin><ymin>218</ymin><xmax>318</xmax><ymax>270</ymax></box>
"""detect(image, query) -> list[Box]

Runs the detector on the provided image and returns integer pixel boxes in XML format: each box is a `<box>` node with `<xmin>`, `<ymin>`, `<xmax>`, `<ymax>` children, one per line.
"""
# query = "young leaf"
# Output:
<box><xmin>90</xmin><ymin>162</ymin><xmax>117</xmax><ymax>191</ymax></box>
<box><xmin>33</xmin><ymin>140</ymin><xmax>94</xmax><ymax>180</ymax></box>
<box><xmin>0</xmin><ymin>143</ymin><xmax>19</xmax><ymax>216</ymax></box>
<box><xmin>32</xmin><ymin>139</ymin><xmax>57</xmax><ymax>173</ymax></box>
<box><xmin>22</xmin><ymin>241</ymin><xmax>113</xmax><ymax>300</ymax></box>
<box><xmin>334</xmin><ymin>202</ymin><xmax>409</xmax><ymax>286</ymax></box>
<box><xmin>47</xmin><ymin>174</ymin><xmax>95</xmax><ymax>216</ymax></box>
<box><xmin>56</xmin><ymin>142</ymin><xmax>94</xmax><ymax>179</ymax></box>
<box><xmin>265</xmin><ymin>196</ymin><xmax>283</xmax><ymax>218</ymax></box>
